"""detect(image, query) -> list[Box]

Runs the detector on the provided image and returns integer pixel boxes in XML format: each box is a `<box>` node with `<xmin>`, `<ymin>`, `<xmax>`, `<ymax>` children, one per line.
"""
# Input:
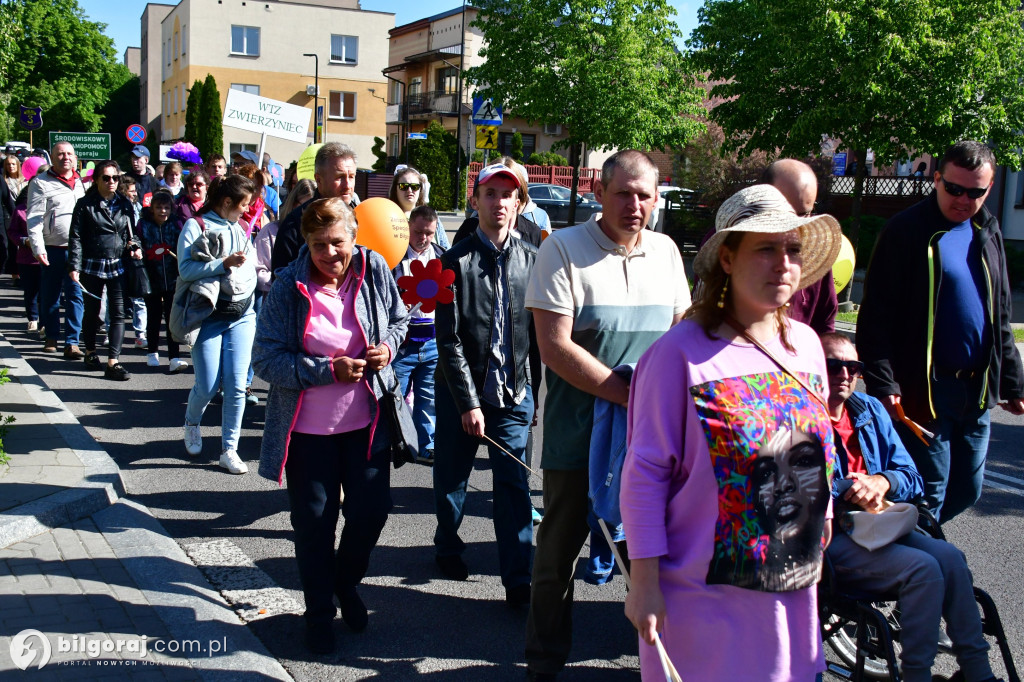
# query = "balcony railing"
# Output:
<box><xmin>388</xmin><ymin>90</ymin><xmax>465</xmax><ymax>121</ymax></box>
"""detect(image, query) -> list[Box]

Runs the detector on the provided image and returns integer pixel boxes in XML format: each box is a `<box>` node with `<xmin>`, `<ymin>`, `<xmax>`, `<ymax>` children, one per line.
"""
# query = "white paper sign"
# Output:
<box><xmin>222</xmin><ymin>89</ymin><xmax>312</xmax><ymax>144</ymax></box>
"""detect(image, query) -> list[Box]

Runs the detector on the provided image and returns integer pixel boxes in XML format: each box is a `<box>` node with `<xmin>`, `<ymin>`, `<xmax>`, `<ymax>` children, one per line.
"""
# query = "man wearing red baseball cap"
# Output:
<box><xmin>431</xmin><ymin>163</ymin><xmax>542</xmax><ymax>607</ymax></box>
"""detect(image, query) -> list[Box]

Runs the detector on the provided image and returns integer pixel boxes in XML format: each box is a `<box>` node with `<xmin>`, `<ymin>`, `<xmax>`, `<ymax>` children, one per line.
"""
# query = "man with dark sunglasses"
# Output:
<box><xmin>858</xmin><ymin>140</ymin><xmax>1024</xmax><ymax>523</ymax></box>
<box><xmin>821</xmin><ymin>333</ymin><xmax>1001</xmax><ymax>682</ymax></box>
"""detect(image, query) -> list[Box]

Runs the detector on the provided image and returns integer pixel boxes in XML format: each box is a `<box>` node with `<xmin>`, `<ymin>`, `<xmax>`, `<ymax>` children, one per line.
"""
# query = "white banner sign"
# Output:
<box><xmin>222</xmin><ymin>90</ymin><xmax>311</xmax><ymax>144</ymax></box>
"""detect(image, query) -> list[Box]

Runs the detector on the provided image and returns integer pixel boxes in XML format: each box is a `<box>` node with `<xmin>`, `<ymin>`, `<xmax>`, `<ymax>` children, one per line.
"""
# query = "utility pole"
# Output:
<box><xmin>303</xmin><ymin>53</ymin><xmax>319</xmax><ymax>143</ymax></box>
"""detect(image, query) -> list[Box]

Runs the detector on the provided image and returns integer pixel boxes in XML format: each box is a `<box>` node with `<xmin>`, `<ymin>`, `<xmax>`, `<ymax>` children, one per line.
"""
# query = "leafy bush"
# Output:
<box><xmin>840</xmin><ymin>214</ymin><xmax>886</xmax><ymax>262</ymax></box>
<box><xmin>527</xmin><ymin>151</ymin><xmax>569</xmax><ymax>166</ymax></box>
<box><xmin>0</xmin><ymin>368</ymin><xmax>14</xmax><ymax>468</ymax></box>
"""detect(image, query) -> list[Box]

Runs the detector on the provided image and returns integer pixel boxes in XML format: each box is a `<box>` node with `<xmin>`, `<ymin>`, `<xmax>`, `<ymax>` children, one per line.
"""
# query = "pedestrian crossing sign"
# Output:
<box><xmin>475</xmin><ymin>125</ymin><xmax>498</xmax><ymax>150</ymax></box>
<box><xmin>472</xmin><ymin>98</ymin><xmax>503</xmax><ymax>126</ymax></box>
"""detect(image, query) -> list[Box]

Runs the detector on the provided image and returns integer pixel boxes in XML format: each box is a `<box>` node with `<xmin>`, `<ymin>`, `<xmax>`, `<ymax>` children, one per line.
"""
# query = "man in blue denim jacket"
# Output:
<box><xmin>821</xmin><ymin>333</ymin><xmax>999</xmax><ymax>682</ymax></box>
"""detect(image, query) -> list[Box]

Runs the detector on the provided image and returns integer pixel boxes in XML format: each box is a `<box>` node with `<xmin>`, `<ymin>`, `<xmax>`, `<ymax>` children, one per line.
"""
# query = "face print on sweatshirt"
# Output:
<box><xmin>690</xmin><ymin>371</ymin><xmax>836</xmax><ymax>592</ymax></box>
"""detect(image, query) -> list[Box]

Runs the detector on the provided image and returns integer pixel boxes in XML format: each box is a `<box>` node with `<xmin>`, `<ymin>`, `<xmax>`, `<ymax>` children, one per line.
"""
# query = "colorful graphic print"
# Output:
<box><xmin>690</xmin><ymin>371</ymin><xmax>837</xmax><ymax>592</ymax></box>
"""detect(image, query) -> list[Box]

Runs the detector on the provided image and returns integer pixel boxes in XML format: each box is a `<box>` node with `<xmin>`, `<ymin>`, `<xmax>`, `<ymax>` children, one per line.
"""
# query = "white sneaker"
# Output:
<box><xmin>169</xmin><ymin>358</ymin><xmax>189</xmax><ymax>374</ymax></box>
<box><xmin>219</xmin><ymin>449</ymin><xmax>248</xmax><ymax>475</ymax></box>
<box><xmin>183</xmin><ymin>422</ymin><xmax>202</xmax><ymax>456</ymax></box>
<box><xmin>146</xmin><ymin>353</ymin><xmax>161</xmax><ymax>367</ymax></box>
<box><xmin>27</xmin><ymin>320</ymin><xmax>38</xmax><ymax>332</ymax></box>
<box><xmin>135</xmin><ymin>336</ymin><xmax>147</xmax><ymax>348</ymax></box>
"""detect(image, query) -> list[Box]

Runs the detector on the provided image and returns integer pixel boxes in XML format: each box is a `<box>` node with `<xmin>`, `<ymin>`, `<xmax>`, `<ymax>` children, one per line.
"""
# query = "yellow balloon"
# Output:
<box><xmin>295</xmin><ymin>144</ymin><xmax>322</xmax><ymax>181</ymax></box>
<box><xmin>832</xmin><ymin>234</ymin><xmax>856</xmax><ymax>293</ymax></box>
<box><xmin>353</xmin><ymin>198</ymin><xmax>409</xmax><ymax>269</ymax></box>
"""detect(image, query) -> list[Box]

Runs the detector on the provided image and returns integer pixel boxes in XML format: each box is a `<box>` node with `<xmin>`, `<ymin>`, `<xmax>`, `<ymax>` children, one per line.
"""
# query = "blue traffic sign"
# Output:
<box><xmin>408</xmin><ymin>132</ymin><xmax>428</xmax><ymax>140</ymax></box>
<box><xmin>126</xmin><ymin>124</ymin><xmax>147</xmax><ymax>144</ymax></box>
<box><xmin>471</xmin><ymin>97</ymin><xmax>502</xmax><ymax>126</ymax></box>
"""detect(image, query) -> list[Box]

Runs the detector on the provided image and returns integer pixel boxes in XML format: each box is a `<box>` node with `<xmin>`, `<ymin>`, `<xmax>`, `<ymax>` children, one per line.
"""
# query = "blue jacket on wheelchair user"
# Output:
<box><xmin>831</xmin><ymin>392</ymin><xmax>925</xmax><ymax>503</ymax></box>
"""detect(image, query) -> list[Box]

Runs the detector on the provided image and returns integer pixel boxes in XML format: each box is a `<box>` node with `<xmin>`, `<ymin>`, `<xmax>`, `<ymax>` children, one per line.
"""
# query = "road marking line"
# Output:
<box><xmin>982</xmin><ymin>480</ymin><xmax>1024</xmax><ymax>496</ymax></box>
<box><xmin>184</xmin><ymin>539</ymin><xmax>302</xmax><ymax>622</ymax></box>
<box><xmin>983</xmin><ymin>470</ymin><xmax>1024</xmax><ymax>487</ymax></box>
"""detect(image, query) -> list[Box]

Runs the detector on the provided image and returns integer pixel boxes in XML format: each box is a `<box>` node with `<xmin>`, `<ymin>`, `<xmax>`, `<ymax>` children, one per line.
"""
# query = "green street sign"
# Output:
<box><xmin>48</xmin><ymin>132</ymin><xmax>111</xmax><ymax>160</ymax></box>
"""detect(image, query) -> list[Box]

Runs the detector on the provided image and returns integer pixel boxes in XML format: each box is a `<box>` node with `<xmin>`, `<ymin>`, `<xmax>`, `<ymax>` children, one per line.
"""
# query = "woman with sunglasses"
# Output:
<box><xmin>388</xmin><ymin>166</ymin><xmax>450</xmax><ymax>248</ymax></box>
<box><xmin>68</xmin><ymin>160</ymin><xmax>139</xmax><ymax>381</ymax></box>
<box><xmin>177</xmin><ymin>167</ymin><xmax>210</xmax><ymax>225</ymax></box>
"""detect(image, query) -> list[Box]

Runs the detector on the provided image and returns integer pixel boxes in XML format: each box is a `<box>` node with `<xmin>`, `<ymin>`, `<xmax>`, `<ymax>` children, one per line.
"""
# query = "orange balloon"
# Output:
<box><xmin>353</xmin><ymin>198</ymin><xmax>409</xmax><ymax>269</ymax></box>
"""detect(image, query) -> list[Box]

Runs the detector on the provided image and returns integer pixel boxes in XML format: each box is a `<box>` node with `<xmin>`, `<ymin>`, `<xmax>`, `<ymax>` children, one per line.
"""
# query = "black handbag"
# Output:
<box><xmin>365</xmin><ymin>250</ymin><xmax>418</xmax><ymax>468</ymax></box>
<box><xmin>122</xmin><ymin>213</ymin><xmax>152</xmax><ymax>298</ymax></box>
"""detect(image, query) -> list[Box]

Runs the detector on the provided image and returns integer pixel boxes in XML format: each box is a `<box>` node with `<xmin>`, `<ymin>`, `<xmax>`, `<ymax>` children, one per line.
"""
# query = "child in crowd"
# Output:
<box><xmin>137</xmin><ymin>190</ymin><xmax>188</xmax><ymax>373</ymax></box>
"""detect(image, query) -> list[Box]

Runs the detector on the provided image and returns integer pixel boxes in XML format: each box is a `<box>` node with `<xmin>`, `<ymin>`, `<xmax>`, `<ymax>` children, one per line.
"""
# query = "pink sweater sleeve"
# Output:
<box><xmin>621</xmin><ymin>332</ymin><xmax>691</xmax><ymax>560</ymax></box>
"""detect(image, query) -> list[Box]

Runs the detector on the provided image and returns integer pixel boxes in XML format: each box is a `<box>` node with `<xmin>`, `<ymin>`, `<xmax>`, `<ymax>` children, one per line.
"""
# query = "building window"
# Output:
<box><xmin>173</xmin><ymin>33</ymin><xmax>179</xmax><ymax>61</ymax></box>
<box><xmin>330</xmin><ymin>35</ymin><xmax>358</xmax><ymax>65</ymax></box>
<box><xmin>408</xmin><ymin>77</ymin><xmax>422</xmax><ymax>99</ymax></box>
<box><xmin>230</xmin><ymin>83</ymin><xmax>260</xmax><ymax>95</ymax></box>
<box><xmin>390</xmin><ymin>133</ymin><xmax>400</xmax><ymax>157</ymax></box>
<box><xmin>231</xmin><ymin>25</ymin><xmax>260</xmax><ymax>56</ymax></box>
<box><xmin>499</xmin><ymin>132</ymin><xmax>536</xmax><ymax>159</ymax></box>
<box><xmin>436</xmin><ymin>66</ymin><xmax>457</xmax><ymax>94</ymax></box>
<box><xmin>229</xmin><ymin>143</ymin><xmax>259</xmax><ymax>157</ymax></box>
<box><xmin>390</xmin><ymin>79</ymin><xmax>403</xmax><ymax>104</ymax></box>
<box><xmin>181</xmin><ymin>26</ymin><xmax>186</xmax><ymax>55</ymax></box>
<box><xmin>173</xmin><ymin>87</ymin><xmax>178</xmax><ymax>113</ymax></box>
<box><xmin>329</xmin><ymin>91</ymin><xmax>356</xmax><ymax>120</ymax></box>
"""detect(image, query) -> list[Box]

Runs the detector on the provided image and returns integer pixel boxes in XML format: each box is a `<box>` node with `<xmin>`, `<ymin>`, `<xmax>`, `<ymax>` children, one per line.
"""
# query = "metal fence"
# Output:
<box><xmin>466</xmin><ymin>162</ymin><xmax>603</xmax><ymax>200</ymax></box>
<box><xmin>828</xmin><ymin>175</ymin><xmax>933</xmax><ymax>197</ymax></box>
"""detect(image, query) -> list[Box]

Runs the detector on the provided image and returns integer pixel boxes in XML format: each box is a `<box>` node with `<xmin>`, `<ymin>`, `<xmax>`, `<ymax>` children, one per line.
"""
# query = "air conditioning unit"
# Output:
<box><xmin>544</xmin><ymin>123</ymin><xmax>562</xmax><ymax>136</ymax></box>
<box><xmin>306</xmin><ymin>85</ymin><xmax>319</xmax><ymax>96</ymax></box>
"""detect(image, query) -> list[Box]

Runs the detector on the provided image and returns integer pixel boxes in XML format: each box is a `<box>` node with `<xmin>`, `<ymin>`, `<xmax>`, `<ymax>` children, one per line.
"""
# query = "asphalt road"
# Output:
<box><xmin>1</xmin><ymin>281</ymin><xmax>1021</xmax><ymax>681</ymax></box>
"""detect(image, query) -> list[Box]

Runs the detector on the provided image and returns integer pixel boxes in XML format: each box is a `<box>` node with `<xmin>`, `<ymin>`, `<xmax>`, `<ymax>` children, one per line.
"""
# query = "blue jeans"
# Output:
<box><xmin>17</xmin><ymin>264</ymin><xmax>41</xmax><ymax>321</ymax></box>
<box><xmin>185</xmin><ymin>308</ymin><xmax>256</xmax><ymax>452</ymax></box>
<box><xmin>433</xmin><ymin>384</ymin><xmax>534</xmax><ymax>588</ymax></box>
<box><xmin>827</xmin><ymin>532</ymin><xmax>992</xmax><ymax>682</ymax></box>
<box><xmin>39</xmin><ymin>246</ymin><xmax>82</xmax><ymax>346</ymax></box>
<box><xmin>898</xmin><ymin>374</ymin><xmax>991</xmax><ymax>523</ymax></box>
<box><xmin>392</xmin><ymin>339</ymin><xmax>437</xmax><ymax>452</ymax></box>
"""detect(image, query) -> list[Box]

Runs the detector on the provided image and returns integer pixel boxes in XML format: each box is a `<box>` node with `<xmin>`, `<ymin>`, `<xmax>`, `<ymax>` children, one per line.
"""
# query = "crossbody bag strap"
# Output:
<box><xmin>362</xmin><ymin>248</ymin><xmax>388</xmax><ymax>394</ymax></box>
<box><xmin>723</xmin><ymin>316</ymin><xmax>829</xmax><ymax>414</ymax></box>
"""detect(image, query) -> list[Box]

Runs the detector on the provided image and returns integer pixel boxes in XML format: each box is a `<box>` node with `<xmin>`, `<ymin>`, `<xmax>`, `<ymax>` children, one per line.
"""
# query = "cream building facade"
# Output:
<box><xmin>385</xmin><ymin>6</ymin><xmax>612</xmax><ymax>169</ymax></box>
<box><xmin>142</xmin><ymin>0</ymin><xmax>393</xmax><ymax>167</ymax></box>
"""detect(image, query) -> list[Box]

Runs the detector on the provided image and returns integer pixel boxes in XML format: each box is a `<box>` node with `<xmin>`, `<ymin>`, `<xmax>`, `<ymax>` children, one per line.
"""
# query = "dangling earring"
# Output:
<box><xmin>717</xmin><ymin>276</ymin><xmax>729</xmax><ymax>309</ymax></box>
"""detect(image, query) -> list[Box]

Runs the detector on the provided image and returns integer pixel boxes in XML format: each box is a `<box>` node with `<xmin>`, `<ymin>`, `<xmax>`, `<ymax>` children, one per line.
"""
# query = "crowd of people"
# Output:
<box><xmin>1</xmin><ymin>137</ymin><xmax>1021</xmax><ymax>682</ymax></box>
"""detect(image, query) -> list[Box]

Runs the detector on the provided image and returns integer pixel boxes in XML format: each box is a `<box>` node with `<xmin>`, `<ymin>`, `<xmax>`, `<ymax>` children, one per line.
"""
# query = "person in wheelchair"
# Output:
<box><xmin>821</xmin><ymin>333</ymin><xmax>1000</xmax><ymax>682</ymax></box>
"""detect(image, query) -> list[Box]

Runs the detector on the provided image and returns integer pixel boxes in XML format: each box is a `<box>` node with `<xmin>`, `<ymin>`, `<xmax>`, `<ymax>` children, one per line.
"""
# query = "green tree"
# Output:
<box><xmin>469</xmin><ymin>0</ymin><xmax>705</xmax><ymax>223</ymax></box>
<box><xmin>371</xmin><ymin>136</ymin><xmax>387</xmax><ymax>172</ymax></box>
<box><xmin>510</xmin><ymin>132</ymin><xmax>524</xmax><ymax>161</ymax></box>
<box><xmin>184</xmin><ymin>80</ymin><xmax>204</xmax><ymax>147</ymax></box>
<box><xmin>98</xmin><ymin>66</ymin><xmax>139</xmax><ymax>161</ymax></box>
<box><xmin>690</xmin><ymin>0</ymin><xmax>1024</xmax><ymax>300</ymax></box>
<box><xmin>401</xmin><ymin>121</ymin><xmax>465</xmax><ymax>211</ymax></box>
<box><xmin>0</xmin><ymin>1</ymin><xmax>23</xmax><ymax>138</ymax></box>
<box><xmin>3</xmin><ymin>0</ymin><xmax>125</xmax><ymax>144</ymax></box>
<box><xmin>198</xmin><ymin>74</ymin><xmax>224</xmax><ymax>160</ymax></box>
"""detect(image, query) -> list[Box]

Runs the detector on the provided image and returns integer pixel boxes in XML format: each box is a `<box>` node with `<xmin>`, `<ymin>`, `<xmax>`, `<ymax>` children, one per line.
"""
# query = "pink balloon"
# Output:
<box><xmin>21</xmin><ymin>156</ymin><xmax>45</xmax><ymax>181</ymax></box>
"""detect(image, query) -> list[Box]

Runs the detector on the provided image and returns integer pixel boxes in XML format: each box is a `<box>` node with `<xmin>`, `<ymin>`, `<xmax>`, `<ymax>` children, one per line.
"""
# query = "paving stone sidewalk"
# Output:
<box><xmin>0</xmin><ymin>330</ymin><xmax>291</xmax><ymax>681</ymax></box>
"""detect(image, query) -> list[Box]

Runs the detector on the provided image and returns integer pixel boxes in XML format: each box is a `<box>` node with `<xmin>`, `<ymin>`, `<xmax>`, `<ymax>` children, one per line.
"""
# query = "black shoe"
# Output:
<box><xmin>526</xmin><ymin>670</ymin><xmax>558</xmax><ymax>681</ymax></box>
<box><xmin>83</xmin><ymin>353</ymin><xmax>101</xmax><ymax>369</ymax></box>
<box><xmin>335</xmin><ymin>586</ymin><xmax>368</xmax><ymax>633</ymax></box>
<box><xmin>435</xmin><ymin>554</ymin><xmax>469</xmax><ymax>581</ymax></box>
<box><xmin>304</xmin><ymin>622</ymin><xmax>335</xmax><ymax>655</ymax></box>
<box><xmin>104</xmin><ymin>363</ymin><xmax>130</xmax><ymax>381</ymax></box>
<box><xmin>505</xmin><ymin>583</ymin><xmax>531</xmax><ymax>607</ymax></box>
<box><xmin>211</xmin><ymin>390</ymin><xmax>223</xmax><ymax>405</ymax></box>
<box><xmin>416</xmin><ymin>448</ymin><xmax>434</xmax><ymax>465</ymax></box>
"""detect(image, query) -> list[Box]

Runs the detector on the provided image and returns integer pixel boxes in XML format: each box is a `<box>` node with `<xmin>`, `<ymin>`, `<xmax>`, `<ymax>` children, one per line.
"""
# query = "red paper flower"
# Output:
<box><xmin>397</xmin><ymin>258</ymin><xmax>454</xmax><ymax>313</ymax></box>
<box><xmin>146</xmin><ymin>243</ymin><xmax>174</xmax><ymax>260</ymax></box>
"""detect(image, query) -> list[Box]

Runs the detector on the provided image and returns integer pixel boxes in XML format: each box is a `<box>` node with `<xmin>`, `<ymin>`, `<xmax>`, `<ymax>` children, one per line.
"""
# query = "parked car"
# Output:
<box><xmin>527</xmin><ymin>183</ymin><xmax>602</xmax><ymax>227</ymax></box>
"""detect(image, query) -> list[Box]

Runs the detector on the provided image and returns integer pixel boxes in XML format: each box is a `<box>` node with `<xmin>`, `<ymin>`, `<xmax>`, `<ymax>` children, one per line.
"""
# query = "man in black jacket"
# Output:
<box><xmin>858</xmin><ymin>140</ymin><xmax>1024</xmax><ymax>523</ymax></box>
<box><xmin>127</xmin><ymin>145</ymin><xmax>158</xmax><ymax>207</ymax></box>
<box><xmin>433</xmin><ymin>163</ymin><xmax>540</xmax><ymax>606</ymax></box>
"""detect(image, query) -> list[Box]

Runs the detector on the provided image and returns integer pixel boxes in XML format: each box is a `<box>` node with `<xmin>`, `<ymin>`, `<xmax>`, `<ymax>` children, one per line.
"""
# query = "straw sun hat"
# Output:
<box><xmin>693</xmin><ymin>184</ymin><xmax>842</xmax><ymax>290</ymax></box>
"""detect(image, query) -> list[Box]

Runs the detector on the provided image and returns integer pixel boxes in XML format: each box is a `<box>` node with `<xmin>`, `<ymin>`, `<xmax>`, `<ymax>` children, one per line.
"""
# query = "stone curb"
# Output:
<box><xmin>94</xmin><ymin>499</ymin><xmax>293</xmax><ymax>681</ymax></box>
<box><xmin>0</xmin><ymin>332</ymin><xmax>125</xmax><ymax>548</ymax></box>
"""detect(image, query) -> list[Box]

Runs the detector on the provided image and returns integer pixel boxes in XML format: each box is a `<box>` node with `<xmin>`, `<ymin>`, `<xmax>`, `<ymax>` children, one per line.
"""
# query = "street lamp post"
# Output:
<box><xmin>303</xmin><ymin>53</ymin><xmax>319</xmax><ymax>143</ymax></box>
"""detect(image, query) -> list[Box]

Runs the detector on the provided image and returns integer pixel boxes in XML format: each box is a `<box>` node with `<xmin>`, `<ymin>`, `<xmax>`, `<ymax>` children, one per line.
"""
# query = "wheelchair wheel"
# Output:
<box><xmin>825</xmin><ymin>601</ymin><xmax>903</xmax><ymax>680</ymax></box>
